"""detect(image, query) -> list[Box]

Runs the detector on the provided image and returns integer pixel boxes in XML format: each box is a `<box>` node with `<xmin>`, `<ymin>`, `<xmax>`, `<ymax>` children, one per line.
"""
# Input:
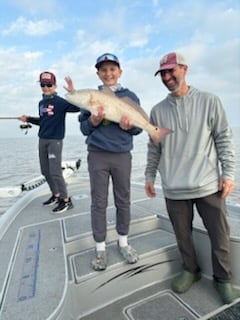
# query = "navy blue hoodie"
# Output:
<box><xmin>28</xmin><ymin>93</ymin><xmax>80</xmax><ymax>139</ymax></box>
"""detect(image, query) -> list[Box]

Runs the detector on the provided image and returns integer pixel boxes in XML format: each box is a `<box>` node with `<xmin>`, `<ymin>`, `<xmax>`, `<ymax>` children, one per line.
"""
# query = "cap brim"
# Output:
<box><xmin>39</xmin><ymin>81</ymin><xmax>56</xmax><ymax>84</ymax></box>
<box><xmin>154</xmin><ymin>63</ymin><xmax>179</xmax><ymax>76</ymax></box>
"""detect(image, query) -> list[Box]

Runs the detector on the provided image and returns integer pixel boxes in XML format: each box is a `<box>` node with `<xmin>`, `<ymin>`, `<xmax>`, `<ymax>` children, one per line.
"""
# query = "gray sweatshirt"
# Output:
<box><xmin>145</xmin><ymin>86</ymin><xmax>235</xmax><ymax>200</ymax></box>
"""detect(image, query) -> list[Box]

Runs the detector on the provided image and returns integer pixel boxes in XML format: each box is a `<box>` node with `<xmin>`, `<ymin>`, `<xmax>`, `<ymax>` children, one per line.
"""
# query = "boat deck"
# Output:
<box><xmin>0</xmin><ymin>171</ymin><xmax>240</xmax><ymax>320</ymax></box>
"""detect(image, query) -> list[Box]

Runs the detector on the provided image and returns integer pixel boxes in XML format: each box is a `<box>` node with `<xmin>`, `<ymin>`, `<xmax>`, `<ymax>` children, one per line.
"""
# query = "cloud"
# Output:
<box><xmin>128</xmin><ymin>24</ymin><xmax>152</xmax><ymax>48</ymax></box>
<box><xmin>8</xmin><ymin>0</ymin><xmax>59</xmax><ymax>15</ymax></box>
<box><xmin>2</xmin><ymin>17</ymin><xmax>63</xmax><ymax>37</ymax></box>
<box><xmin>0</xmin><ymin>0</ymin><xmax>239</xmax><ymax>138</ymax></box>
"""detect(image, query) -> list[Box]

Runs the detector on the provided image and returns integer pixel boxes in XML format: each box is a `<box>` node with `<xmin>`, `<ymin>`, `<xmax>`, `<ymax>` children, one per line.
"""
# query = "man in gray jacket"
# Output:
<box><xmin>145</xmin><ymin>52</ymin><xmax>237</xmax><ymax>304</ymax></box>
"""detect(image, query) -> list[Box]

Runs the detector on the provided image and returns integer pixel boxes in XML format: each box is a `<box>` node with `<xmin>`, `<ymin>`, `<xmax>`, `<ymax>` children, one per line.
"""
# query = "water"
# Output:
<box><xmin>0</xmin><ymin>128</ymin><xmax>239</xmax><ymax>215</ymax></box>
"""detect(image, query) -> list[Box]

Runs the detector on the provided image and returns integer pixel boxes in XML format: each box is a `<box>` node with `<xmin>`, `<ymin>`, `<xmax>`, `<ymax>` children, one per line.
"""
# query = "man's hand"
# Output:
<box><xmin>218</xmin><ymin>178</ymin><xmax>235</xmax><ymax>198</ymax></box>
<box><xmin>145</xmin><ymin>182</ymin><xmax>156</xmax><ymax>198</ymax></box>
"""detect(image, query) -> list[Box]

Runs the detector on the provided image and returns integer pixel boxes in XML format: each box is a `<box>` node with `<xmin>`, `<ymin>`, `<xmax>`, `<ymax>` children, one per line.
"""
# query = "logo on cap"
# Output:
<box><xmin>160</xmin><ymin>55</ymin><xmax>170</xmax><ymax>66</ymax></box>
<box><xmin>41</xmin><ymin>73</ymin><xmax>52</xmax><ymax>80</ymax></box>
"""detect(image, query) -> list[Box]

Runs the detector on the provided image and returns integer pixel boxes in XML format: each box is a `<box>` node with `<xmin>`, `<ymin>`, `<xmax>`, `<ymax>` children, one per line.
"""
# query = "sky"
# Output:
<box><xmin>0</xmin><ymin>0</ymin><xmax>239</xmax><ymax>138</ymax></box>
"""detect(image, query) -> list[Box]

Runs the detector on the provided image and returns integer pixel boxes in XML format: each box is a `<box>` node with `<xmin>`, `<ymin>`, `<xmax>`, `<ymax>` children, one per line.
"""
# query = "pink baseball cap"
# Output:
<box><xmin>154</xmin><ymin>52</ymin><xmax>187</xmax><ymax>76</ymax></box>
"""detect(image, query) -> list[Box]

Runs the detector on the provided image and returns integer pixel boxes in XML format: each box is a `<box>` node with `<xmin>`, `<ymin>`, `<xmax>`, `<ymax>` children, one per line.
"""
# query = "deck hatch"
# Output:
<box><xmin>206</xmin><ymin>301</ymin><xmax>240</xmax><ymax>319</ymax></box>
<box><xmin>124</xmin><ymin>291</ymin><xmax>199</xmax><ymax>320</ymax></box>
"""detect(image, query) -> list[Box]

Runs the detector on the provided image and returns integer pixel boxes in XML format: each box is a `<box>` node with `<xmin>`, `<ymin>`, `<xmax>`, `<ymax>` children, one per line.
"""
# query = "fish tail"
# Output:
<box><xmin>150</xmin><ymin>127</ymin><xmax>173</xmax><ymax>145</ymax></box>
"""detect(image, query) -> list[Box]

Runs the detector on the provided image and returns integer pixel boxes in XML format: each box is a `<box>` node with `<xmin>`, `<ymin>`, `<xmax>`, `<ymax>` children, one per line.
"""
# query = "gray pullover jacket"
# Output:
<box><xmin>145</xmin><ymin>86</ymin><xmax>235</xmax><ymax>199</ymax></box>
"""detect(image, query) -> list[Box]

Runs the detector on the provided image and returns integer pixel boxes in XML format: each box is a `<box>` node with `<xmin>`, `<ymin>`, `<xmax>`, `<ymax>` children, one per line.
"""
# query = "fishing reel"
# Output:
<box><xmin>20</xmin><ymin>123</ymin><xmax>32</xmax><ymax>135</ymax></box>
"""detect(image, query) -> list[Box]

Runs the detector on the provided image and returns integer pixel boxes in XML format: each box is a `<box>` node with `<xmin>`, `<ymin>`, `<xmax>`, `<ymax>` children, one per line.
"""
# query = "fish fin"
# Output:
<box><xmin>101</xmin><ymin>87</ymin><xmax>116</xmax><ymax>96</ymax></box>
<box><xmin>150</xmin><ymin>127</ymin><xmax>173</xmax><ymax>145</ymax></box>
<box><xmin>100</xmin><ymin>87</ymin><xmax>149</xmax><ymax>121</ymax></box>
<box><xmin>121</xmin><ymin>97</ymin><xmax>149</xmax><ymax>121</ymax></box>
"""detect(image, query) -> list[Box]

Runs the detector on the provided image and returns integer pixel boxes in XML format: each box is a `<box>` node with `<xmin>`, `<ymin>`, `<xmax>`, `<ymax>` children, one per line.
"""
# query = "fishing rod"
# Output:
<box><xmin>0</xmin><ymin>117</ymin><xmax>19</xmax><ymax>119</ymax></box>
<box><xmin>0</xmin><ymin>117</ymin><xmax>32</xmax><ymax>134</ymax></box>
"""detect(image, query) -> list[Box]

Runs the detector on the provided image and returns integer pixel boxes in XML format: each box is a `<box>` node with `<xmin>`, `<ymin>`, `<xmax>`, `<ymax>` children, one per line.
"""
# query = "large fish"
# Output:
<box><xmin>65</xmin><ymin>88</ymin><xmax>172</xmax><ymax>144</ymax></box>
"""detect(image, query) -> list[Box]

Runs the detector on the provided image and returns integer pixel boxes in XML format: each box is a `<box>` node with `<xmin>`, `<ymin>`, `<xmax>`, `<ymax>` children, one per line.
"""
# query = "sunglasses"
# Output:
<box><xmin>40</xmin><ymin>83</ymin><xmax>54</xmax><ymax>88</ymax></box>
<box><xmin>96</xmin><ymin>53</ymin><xmax>119</xmax><ymax>65</ymax></box>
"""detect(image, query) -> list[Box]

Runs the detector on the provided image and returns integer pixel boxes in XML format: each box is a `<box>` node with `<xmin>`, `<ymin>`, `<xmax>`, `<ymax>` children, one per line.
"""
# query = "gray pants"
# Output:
<box><xmin>88</xmin><ymin>150</ymin><xmax>132</xmax><ymax>242</ymax></box>
<box><xmin>165</xmin><ymin>192</ymin><xmax>231</xmax><ymax>282</ymax></box>
<box><xmin>39</xmin><ymin>138</ymin><xmax>67</xmax><ymax>198</ymax></box>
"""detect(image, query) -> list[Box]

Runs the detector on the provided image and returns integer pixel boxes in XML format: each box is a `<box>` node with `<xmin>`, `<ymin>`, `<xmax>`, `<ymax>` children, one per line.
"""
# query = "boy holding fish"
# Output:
<box><xmin>65</xmin><ymin>53</ymin><xmax>143</xmax><ymax>270</ymax></box>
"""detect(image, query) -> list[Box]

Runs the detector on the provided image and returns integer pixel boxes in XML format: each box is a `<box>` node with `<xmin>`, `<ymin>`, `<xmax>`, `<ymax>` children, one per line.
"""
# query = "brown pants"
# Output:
<box><xmin>165</xmin><ymin>192</ymin><xmax>232</xmax><ymax>282</ymax></box>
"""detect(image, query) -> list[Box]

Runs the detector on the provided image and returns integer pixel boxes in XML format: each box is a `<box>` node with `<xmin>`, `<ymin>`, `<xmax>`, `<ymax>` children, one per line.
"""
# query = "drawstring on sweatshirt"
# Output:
<box><xmin>175</xmin><ymin>98</ymin><xmax>189</xmax><ymax>132</ymax></box>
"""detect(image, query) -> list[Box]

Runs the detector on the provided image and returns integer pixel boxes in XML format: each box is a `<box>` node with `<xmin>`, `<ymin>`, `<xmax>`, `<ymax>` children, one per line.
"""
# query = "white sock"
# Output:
<box><xmin>96</xmin><ymin>241</ymin><xmax>106</xmax><ymax>251</ymax></box>
<box><xmin>118</xmin><ymin>235</ymin><xmax>128</xmax><ymax>248</ymax></box>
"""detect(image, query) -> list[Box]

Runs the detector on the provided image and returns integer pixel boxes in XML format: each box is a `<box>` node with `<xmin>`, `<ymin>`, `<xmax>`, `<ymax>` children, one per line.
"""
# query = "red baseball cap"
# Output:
<box><xmin>39</xmin><ymin>71</ymin><xmax>56</xmax><ymax>84</ymax></box>
<box><xmin>154</xmin><ymin>52</ymin><xmax>187</xmax><ymax>76</ymax></box>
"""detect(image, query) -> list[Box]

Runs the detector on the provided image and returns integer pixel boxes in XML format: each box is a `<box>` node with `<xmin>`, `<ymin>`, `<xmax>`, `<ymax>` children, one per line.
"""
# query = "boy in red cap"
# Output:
<box><xmin>18</xmin><ymin>71</ymin><xmax>80</xmax><ymax>213</ymax></box>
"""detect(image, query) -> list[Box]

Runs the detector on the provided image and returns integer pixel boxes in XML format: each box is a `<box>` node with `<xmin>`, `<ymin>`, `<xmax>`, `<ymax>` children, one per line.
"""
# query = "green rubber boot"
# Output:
<box><xmin>171</xmin><ymin>270</ymin><xmax>201</xmax><ymax>293</ymax></box>
<box><xmin>214</xmin><ymin>280</ymin><xmax>239</xmax><ymax>304</ymax></box>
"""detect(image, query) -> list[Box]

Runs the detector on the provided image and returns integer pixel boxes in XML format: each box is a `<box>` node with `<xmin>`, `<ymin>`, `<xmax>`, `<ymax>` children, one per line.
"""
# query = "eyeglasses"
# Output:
<box><xmin>40</xmin><ymin>83</ymin><xmax>54</xmax><ymax>88</ymax></box>
<box><xmin>96</xmin><ymin>53</ymin><xmax>119</xmax><ymax>65</ymax></box>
